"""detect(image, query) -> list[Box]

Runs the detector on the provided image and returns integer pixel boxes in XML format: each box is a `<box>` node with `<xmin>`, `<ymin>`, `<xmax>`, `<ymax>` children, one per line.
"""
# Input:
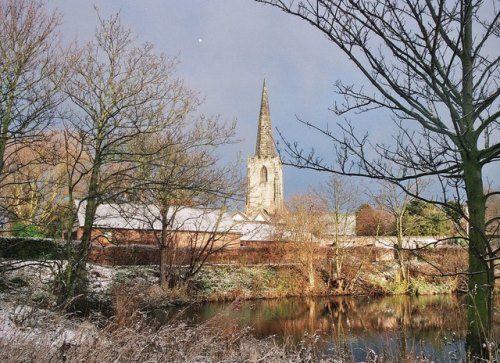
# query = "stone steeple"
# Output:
<box><xmin>255</xmin><ymin>80</ymin><xmax>277</xmax><ymax>158</ymax></box>
<box><xmin>246</xmin><ymin>80</ymin><xmax>283</xmax><ymax>218</ymax></box>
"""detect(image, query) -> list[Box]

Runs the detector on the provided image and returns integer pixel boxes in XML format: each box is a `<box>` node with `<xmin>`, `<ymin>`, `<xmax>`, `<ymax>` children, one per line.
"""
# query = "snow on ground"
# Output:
<box><xmin>0</xmin><ymin>299</ymin><xmax>99</xmax><ymax>354</ymax></box>
<box><xmin>87</xmin><ymin>263</ymin><xmax>117</xmax><ymax>294</ymax></box>
<box><xmin>1</xmin><ymin>260</ymin><xmax>159</xmax><ymax>297</ymax></box>
<box><xmin>0</xmin><ymin>261</ymin><xmax>119</xmax><ymax>356</ymax></box>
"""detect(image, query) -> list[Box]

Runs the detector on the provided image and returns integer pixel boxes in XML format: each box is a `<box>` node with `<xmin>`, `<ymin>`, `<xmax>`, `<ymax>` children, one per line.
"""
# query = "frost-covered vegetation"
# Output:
<box><xmin>0</xmin><ymin>263</ymin><xmax>356</xmax><ymax>362</ymax></box>
<box><xmin>0</xmin><ymin>254</ymin><xmax>486</xmax><ymax>363</ymax></box>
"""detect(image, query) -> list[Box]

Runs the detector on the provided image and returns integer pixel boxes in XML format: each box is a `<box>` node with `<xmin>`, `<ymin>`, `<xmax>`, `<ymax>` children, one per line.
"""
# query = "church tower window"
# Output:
<box><xmin>260</xmin><ymin>166</ymin><xmax>268</xmax><ymax>183</ymax></box>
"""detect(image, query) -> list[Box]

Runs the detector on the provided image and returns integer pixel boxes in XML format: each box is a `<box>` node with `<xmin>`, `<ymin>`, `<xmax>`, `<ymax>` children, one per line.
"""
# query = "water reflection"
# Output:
<box><xmin>152</xmin><ymin>295</ymin><xmax>497</xmax><ymax>361</ymax></box>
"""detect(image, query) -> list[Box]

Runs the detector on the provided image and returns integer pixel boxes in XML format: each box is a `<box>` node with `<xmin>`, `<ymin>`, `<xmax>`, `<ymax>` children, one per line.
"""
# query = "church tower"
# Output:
<box><xmin>246</xmin><ymin>80</ymin><xmax>283</xmax><ymax>218</ymax></box>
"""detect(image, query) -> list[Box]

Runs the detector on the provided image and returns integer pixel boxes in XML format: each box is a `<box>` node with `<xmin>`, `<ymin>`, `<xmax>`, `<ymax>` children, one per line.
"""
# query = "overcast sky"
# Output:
<box><xmin>47</xmin><ymin>0</ymin><xmax>498</xmax><ymax>202</ymax></box>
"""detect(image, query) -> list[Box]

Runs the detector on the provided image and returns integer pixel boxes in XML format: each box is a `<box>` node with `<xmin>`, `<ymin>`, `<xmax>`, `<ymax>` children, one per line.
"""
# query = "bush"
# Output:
<box><xmin>0</xmin><ymin>236</ymin><xmax>65</xmax><ymax>260</ymax></box>
<box><xmin>11</xmin><ymin>222</ymin><xmax>44</xmax><ymax>238</ymax></box>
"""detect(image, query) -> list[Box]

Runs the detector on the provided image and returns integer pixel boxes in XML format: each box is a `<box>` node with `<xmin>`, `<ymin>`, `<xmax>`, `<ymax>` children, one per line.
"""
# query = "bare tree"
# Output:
<box><xmin>314</xmin><ymin>175</ymin><xmax>359</xmax><ymax>292</ymax></box>
<box><xmin>0</xmin><ymin>133</ymin><xmax>66</xmax><ymax>237</ymax></box>
<box><xmin>276</xmin><ymin>193</ymin><xmax>328</xmax><ymax>290</ymax></box>
<box><xmin>57</xmin><ymin>11</ymin><xmax>202</xmax><ymax>304</ymax></box>
<box><xmin>372</xmin><ymin>180</ymin><xmax>421</xmax><ymax>286</ymax></box>
<box><xmin>0</xmin><ymin>0</ymin><xmax>62</xmax><ymax>225</ymax></box>
<box><xmin>126</xmin><ymin>124</ymin><xmax>240</xmax><ymax>288</ymax></box>
<box><xmin>256</xmin><ymin>0</ymin><xmax>499</xmax><ymax>357</ymax></box>
<box><xmin>138</xmin><ymin>204</ymin><xmax>239</xmax><ymax>288</ymax></box>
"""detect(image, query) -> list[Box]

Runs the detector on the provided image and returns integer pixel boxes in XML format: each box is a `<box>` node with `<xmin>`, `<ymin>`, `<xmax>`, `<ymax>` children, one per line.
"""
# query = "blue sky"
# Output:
<box><xmin>47</xmin><ymin>0</ymin><xmax>498</xmax><ymax>201</ymax></box>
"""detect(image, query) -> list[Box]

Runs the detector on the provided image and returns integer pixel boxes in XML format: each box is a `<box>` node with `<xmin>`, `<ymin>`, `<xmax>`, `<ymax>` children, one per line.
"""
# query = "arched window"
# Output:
<box><xmin>260</xmin><ymin>166</ymin><xmax>268</xmax><ymax>183</ymax></box>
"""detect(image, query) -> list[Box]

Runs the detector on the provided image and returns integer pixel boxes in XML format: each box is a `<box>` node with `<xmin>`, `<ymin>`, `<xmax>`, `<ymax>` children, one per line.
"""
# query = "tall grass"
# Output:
<box><xmin>0</xmin><ymin>303</ymin><xmax>344</xmax><ymax>362</ymax></box>
<box><xmin>1</xmin><ymin>307</ymin><xmax>465</xmax><ymax>362</ymax></box>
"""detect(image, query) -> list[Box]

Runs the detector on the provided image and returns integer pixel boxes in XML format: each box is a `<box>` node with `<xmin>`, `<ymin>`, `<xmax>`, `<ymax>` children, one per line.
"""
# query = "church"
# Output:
<box><xmin>69</xmin><ymin>81</ymin><xmax>444</xmax><ymax>266</ymax></box>
<box><xmin>75</xmin><ymin>80</ymin><xmax>359</xmax><ymax>264</ymax></box>
<box><xmin>236</xmin><ymin>80</ymin><xmax>284</xmax><ymax>222</ymax></box>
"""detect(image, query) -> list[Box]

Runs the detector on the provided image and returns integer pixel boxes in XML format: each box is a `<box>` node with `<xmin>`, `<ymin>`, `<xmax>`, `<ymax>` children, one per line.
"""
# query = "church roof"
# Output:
<box><xmin>236</xmin><ymin>221</ymin><xmax>276</xmax><ymax>242</ymax></box>
<box><xmin>75</xmin><ymin>200</ymin><xmax>237</xmax><ymax>233</ymax></box>
<box><xmin>255</xmin><ymin>79</ymin><xmax>278</xmax><ymax>158</ymax></box>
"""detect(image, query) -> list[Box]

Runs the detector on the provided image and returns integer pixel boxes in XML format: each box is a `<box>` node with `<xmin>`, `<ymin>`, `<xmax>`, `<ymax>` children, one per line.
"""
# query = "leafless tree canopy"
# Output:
<box><xmin>258</xmin><ymin>0</ymin><xmax>499</xmax><ymax>188</ymax></box>
<box><xmin>123</xmin><ymin>123</ymin><xmax>240</xmax><ymax>288</ymax></box>
<box><xmin>0</xmin><ymin>0</ymin><xmax>62</xmax><ymax>225</ymax></box>
<box><xmin>49</xmin><ymin>10</ymin><xmax>242</xmax><ymax>304</ymax></box>
<box><xmin>256</xmin><ymin>0</ymin><xmax>498</xmax><ymax>357</ymax></box>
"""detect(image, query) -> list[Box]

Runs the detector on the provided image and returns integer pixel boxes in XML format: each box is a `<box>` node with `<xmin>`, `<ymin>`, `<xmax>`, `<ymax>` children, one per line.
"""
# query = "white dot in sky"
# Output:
<box><xmin>198</xmin><ymin>38</ymin><xmax>203</xmax><ymax>43</ymax></box>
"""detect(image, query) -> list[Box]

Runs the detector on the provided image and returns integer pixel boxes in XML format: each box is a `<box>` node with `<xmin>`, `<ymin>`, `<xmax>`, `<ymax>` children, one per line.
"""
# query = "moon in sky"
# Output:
<box><xmin>198</xmin><ymin>38</ymin><xmax>203</xmax><ymax>43</ymax></box>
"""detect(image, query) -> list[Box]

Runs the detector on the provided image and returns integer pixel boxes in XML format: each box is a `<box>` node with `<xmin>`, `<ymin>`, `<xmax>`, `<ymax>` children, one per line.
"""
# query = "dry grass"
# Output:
<box><xmin>0</xmin><ymin>302</ymin><xmax>349</xmax><ymax>363</ymax></box>
<box><xmin>0</xmin><ymin>251</ymin><xmax>479</xmax><ymax>362</ymax></box>
<box><xmin>1</xmin><ymin>307</ymin><xmax>461</xmax><ymax>363</ymax></box>
<box><xmin>0</xmin><ymin>272</ymin><xmax>488</xmax><ymax>363</ymax></box>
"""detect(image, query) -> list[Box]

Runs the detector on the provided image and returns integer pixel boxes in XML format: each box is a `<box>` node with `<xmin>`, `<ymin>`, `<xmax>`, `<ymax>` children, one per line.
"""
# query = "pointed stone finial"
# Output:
<box><xmin>255</xmin><ymin>79</ymin><xmax>277</xmax><ymax>158</ymax></box>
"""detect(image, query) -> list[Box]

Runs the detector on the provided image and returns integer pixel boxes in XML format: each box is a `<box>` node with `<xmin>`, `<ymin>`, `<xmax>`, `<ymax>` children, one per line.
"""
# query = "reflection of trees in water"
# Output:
<box><xmin>325</xmin><ymin>295</ymin><xmax>465</xmax><ymax>333</ymax></box>
<box><xmin>176</xmin><ymin>295</ymin><xmax>467</xmax><ymax>343</ymax></box>
<box><xmin>251</xmin><ymin>298</ymin><xmax>319</xmax><ymax>337</ymax></box>
<box><xmin>156</xmin><ymin>295</ymin><xmax>475</xmax><ymax>359</ymax></box>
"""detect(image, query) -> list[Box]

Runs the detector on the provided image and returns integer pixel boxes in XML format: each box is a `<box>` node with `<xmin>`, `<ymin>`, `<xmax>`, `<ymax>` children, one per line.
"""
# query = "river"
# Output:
<box><xmin>150</xmin><ymin>294</ymin><xmax>499</xmax><ymax>361</ymax></box>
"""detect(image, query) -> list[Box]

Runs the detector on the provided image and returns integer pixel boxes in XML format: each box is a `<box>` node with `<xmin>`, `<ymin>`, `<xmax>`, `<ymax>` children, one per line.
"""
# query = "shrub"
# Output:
<box><xmin>11</xmin><ymin>222</ymin><xmax>44</xmax><ymax>238</ymax></box>
<box><xmin>0</xmin><ymin>236</ymin><xmax>65</xmax><ymax>259</ymax></box>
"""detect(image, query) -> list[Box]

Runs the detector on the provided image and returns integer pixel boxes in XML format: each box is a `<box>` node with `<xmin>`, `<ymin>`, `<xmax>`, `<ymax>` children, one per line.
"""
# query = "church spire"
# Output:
<box><xmin>246</xmin><ymin>80</ymin><xmax>283</xmax><ymax>218</ymax></box>
<box><xmin>255</xmin><ymin>79</ymin><xmax>277</xmax><ymax>158</ymax></box>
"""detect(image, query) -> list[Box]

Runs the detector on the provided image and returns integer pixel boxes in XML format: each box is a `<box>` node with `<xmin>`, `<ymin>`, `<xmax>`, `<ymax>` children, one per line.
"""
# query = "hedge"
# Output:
<box><xmin>0</xmin><ymin>237</ymin><xmax>70</xmax><ymax>260</ymax></box>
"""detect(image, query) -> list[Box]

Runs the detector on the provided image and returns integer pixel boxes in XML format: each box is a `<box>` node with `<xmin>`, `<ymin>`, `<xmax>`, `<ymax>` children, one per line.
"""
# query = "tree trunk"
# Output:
<box><xmin>159</xmin><ymin>245</ymin><xmax>168</xmax><ymax>288</ymax></box>
<box><xmin>159</xmin><ymin>217</ymin><xmax>178</xmax><ymax>289</ymax></box>
<box><xmin>0</xmin><ymin>123</ymin><xmax>8</xmax><ymax>175</ymax></box>
<box><xmin>460</xmin><ymin>1</ymin><xmax>493</xmax><ymax>357</ymax></box>
<box><xmin>464</xmin><ymin>159</ymin><xmax>493</xmax><ymax>359</ymax></box>
<box><xmin>396</xmin><ymin>215</ymin><xmax>408</xmax><ymax>285</ymax></box>
<box><xmin>57</xmin><ymin>197</ymin><xmax>96</xmax><ymax>306</ymax></box>
<box><xmin>308</xmin><ymin>258</ymin><xmax>315</xmax><ymax>289</ymax></box>
<box><xmin>57</xmin><ymin>164</ymin><xmax>100</xmax><ymax>306</ymax></box>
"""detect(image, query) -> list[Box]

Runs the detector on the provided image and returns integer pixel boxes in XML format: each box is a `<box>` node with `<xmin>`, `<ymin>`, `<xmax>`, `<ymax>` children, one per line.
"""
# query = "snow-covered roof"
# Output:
<box><xmin>75</xmin><ymin>201</ymin><xmax>237</xmax><ymax>233</ymax></box>
<box><xmin>252</xmin><ymin>212</ymin><xmax>270</xmax><ymax>222</ymax></box>
<box><xmin>232</xmin><ymin>211</ymin><xmax>249</xmax><ymax>222</ymax></box>
<box><xmin>234</xmin><ymin>221</ymin><xmax>276</xmax><ymax>242</ymax></box>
